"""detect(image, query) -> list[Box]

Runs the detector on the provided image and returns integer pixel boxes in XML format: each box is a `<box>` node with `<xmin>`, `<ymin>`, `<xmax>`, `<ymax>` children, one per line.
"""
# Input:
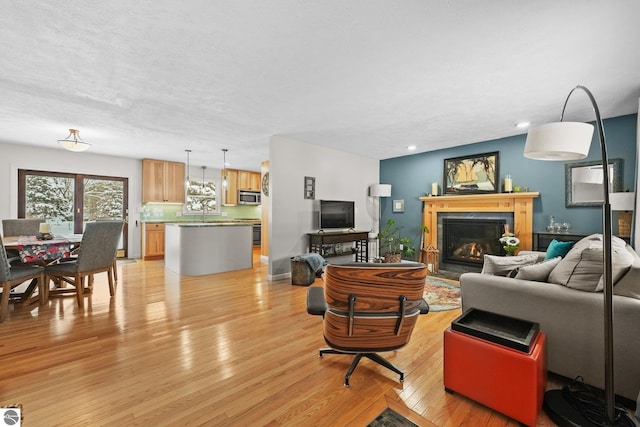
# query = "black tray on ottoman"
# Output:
<box><xmin>451</xmin><ymin>308</ymin><xmax>539</xmax><ymax>353</ymax></box>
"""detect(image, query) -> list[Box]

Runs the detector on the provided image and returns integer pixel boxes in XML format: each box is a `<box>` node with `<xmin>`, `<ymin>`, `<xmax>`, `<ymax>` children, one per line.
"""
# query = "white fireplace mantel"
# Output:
<box><xmin>419</xmin><ymin>192</ymin><xmax>540</xmax><ymax>252</ymax></box>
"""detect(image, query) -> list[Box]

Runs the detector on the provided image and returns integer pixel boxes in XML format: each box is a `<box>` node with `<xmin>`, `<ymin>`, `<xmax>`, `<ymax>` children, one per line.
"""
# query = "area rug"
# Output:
<box><xmin>367</xmin><ymin>407</ymin><xmax>418</xmax><ymax>427</ymax></box>
<box><xmin>423</xmin><ymin>276</ymin><xmax>461</xmax><ymax>312</ymax></box>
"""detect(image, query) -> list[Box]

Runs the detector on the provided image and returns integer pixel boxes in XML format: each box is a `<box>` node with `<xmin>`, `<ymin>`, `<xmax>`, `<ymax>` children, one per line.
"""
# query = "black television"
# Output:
<box><xmin>319</xmin><ymin>200</ymin><xmax>355</xmax><ymax>230</ymax></box>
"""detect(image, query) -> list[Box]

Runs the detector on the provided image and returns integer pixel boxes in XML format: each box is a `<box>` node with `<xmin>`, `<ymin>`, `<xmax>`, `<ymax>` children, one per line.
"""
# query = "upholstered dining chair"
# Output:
<box><xmin>0</xmin><ymin>234</ymin><xmax>45</xmax><ymax>322</ymax></box>
<box><xmin>44</xmin><ymin>221</ymin><xmax>123</xmax><ymax>308</ymax></box>
<box><xmin>2</xmin><ymin>218</ymin><xmax>45</xmax><ymax>262</ymax></box>
<box><xmin>306</xmin><ymin>262</ymin><xmax>429</xmax><ymax>386</ymax></box>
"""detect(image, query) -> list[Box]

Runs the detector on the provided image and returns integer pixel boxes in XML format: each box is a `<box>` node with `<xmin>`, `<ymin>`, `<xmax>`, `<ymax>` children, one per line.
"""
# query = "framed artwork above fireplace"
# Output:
<box><xmin>443</xmin><ymin>151</ymin><xmax>499</xmax><ymax>195</ymax></box>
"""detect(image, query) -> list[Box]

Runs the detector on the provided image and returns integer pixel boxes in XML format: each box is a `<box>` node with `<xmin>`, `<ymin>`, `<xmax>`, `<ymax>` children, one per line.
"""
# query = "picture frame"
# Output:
<box><xmin>392</xmin><ymin>199</ymin><xmax>404</xmax><ymax>213</ymax></box>
<box><xmin>304</xmin><ymin>176</ymin><xmax>315</xmax><ymax>200</ymax></box>
<box><xmin>443</xmin><ymin>151</ymin><xmax>499</xmax><ymax>195</ymax></box>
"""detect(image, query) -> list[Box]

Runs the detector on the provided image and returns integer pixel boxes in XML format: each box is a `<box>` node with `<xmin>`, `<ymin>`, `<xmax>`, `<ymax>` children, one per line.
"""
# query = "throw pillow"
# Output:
<box><xmin>512</xmin><ymin>256</ymin><xmax>562</xmax><ymax>282</ymax></box>
<box><xmin>544</xmin><ymin>239</ymin><xmax>575</xmax><ymax>260</ymax></box>
<box><xmin>548</xmin><ymin>234</ymin><xmax>634</xmax><ymax>292</ymax></box>
<box><xmin>481</xmin><ymin>254</ymin><xmax>539</xmax><ymax>277</ymax></box>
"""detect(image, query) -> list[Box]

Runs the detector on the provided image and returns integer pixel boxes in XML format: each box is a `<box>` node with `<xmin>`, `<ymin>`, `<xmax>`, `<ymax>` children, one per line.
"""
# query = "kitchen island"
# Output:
<box><xmin>165</xmin><ymin>223</ymin><xmax>253</xmax><ymax>276</ymax></box>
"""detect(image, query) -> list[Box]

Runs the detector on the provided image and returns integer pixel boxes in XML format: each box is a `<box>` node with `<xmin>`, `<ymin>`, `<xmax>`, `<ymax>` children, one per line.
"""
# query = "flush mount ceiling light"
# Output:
<box><xmin>57</xmin><ymin>129</ymin><xmax>90</xmax><ymax>152</ymax></box>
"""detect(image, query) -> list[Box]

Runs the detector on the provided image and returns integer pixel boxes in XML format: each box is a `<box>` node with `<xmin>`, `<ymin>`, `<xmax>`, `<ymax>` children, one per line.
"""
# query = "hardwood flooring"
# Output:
<box><xmin>1</xmin><ymin>250</ymin><xmax>563</xmax><ymax>426</ymax></box>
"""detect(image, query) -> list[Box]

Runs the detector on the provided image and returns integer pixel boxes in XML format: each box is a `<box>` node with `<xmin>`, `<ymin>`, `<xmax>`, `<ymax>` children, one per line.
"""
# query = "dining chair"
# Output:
<box><xmin>44</xmin><ymin>221</ymin><xmax>124</xmax><ymax>308</ymax></box>
<box><xmin>0</xmin><ymin>234</ymin><xmax>45</xmax><ymax>322</ymax></box>
<box><xmin>306</xmin><ymin>262</ymin><xmax>429</xmax><ymax>386</ymax></box>
<box><xmin>2</xmin><ymin>218</ymin><xmax>45</xmax><ymax>262</ymax></box>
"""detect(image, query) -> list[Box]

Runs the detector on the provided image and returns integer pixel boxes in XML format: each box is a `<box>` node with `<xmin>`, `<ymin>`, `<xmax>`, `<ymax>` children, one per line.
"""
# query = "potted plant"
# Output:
<box><xmin>378</xmin><ymin>219</ymin><xmax>428</xmax><ymax>263</ymax></box>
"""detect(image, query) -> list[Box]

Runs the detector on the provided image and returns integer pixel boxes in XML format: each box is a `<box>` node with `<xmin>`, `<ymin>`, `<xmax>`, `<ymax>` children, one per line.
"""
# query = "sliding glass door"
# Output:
<box><xmin>18</xmin><ymin>170</ymin><xmax>129</xmax><ymax>257</ymax></box>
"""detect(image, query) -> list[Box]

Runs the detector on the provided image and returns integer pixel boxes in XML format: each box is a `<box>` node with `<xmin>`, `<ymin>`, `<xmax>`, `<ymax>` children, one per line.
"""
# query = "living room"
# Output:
<box><xmin>2</xmin><ymin>2</ymin><xmax>640</xmax><ymax>425</ymax></box>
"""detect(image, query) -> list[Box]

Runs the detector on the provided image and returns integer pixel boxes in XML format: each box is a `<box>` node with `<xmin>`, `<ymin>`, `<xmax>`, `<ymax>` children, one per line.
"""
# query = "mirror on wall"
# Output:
<box><xmin>565</xmin><ymin>158</ymin><xmax>622</xmax><ymax>207</ymax></box>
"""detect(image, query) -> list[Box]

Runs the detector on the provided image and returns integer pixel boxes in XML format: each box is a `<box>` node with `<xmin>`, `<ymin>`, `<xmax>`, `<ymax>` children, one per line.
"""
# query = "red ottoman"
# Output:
<box><xmin>443</xmin><ymin>328</ymin><xmax>547</xmax><ymax>427</ymax></box>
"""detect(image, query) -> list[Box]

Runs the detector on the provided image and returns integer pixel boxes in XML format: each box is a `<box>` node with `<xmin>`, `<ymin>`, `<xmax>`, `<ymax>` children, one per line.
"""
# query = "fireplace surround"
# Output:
<box><xmin>420</xmin><ymin>192</ymin><xmax>539</xmax><ymax>271</ymax></box>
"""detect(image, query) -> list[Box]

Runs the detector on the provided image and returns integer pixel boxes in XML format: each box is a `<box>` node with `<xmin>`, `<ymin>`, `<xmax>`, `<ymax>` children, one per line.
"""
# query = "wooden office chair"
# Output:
<box><xmin>0</xmin><ymin>234</ymin><xmax>45</xmax><ymax>322</ymax></box>
<box><xmin>44</xmin><ymin>221</ymin><xmax>123</xmax><ymax>308</ymax></box>
<box><xmin>307</xmin><ymin>263</ymin><xmax>429</xmax><ymax>386</ymax></box>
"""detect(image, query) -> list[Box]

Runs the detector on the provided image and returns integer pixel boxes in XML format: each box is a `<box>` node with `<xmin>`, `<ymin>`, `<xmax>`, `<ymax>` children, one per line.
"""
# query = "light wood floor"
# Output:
<box><xmin>0</xmin><ymin>250</ymin><xmax>563</xmax><ymax>426</ymax></box>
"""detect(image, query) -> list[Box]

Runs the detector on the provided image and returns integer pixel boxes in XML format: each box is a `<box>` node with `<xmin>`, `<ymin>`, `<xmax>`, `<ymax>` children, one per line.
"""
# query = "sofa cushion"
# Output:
<box><xmin>481</xmin><ymin>254</ymin><xmax>539</xmax><ymax>276</ymax></box>
<box><xmin>613</xmin><ymin>249</ymin><xmax>640</xmax><ymax>299</ymax></box>
<box><xmin>548</xmin><ymin>234</ymin><xmax>634</xmax><ymax>292</ymax></box>
<box><xmin>512</xmin><ymin>256</ymin><xmax>562</xmax><ymax>282</ymax></box>
<box><xmin>544</xmin><ymin>239</ymin><xmax>575</xmax><ymax>260</ymax></box>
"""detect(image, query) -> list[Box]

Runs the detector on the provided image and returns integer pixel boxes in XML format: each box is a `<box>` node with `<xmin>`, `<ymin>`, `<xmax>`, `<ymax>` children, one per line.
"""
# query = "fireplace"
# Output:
<box><xmin>442</xmin><ymin>218</ymin><xmax>506</xmax><ymax>267</ymax></box>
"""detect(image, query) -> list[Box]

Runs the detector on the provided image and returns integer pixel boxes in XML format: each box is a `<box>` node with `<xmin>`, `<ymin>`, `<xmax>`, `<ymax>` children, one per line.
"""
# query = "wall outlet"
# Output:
<box><xmin>221</xmin><ymin>212</ymin><xmax>228</xmax><ymax>216</ymax></box>
<box><xmin>176</xmin><ymin>211</ymin><xmax>182</xmax><ymax>217</ymax></box>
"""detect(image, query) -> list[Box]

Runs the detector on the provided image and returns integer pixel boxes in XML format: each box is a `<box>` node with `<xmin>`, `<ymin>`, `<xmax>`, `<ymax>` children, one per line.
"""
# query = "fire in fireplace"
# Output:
<box><xmin>442</xmin><ymin>218</ymin><xmax>506</xmax><ymax>266</ymax></box>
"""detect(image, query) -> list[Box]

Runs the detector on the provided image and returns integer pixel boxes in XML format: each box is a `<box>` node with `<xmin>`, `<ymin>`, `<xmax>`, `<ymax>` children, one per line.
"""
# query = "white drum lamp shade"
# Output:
<box><xmin>370</xmin><ymin>184</ymin><xmax>391</xmax><ymax>197</ymax></box>
<box><xmin>524</xmin><ymin>122</ymin><xmax>594</xmax><ymax>161</ymax></box>
<box><xmin>609</xmin><ymin>192</ymin><xmax>635</xmax><ymax>211</ymax></box>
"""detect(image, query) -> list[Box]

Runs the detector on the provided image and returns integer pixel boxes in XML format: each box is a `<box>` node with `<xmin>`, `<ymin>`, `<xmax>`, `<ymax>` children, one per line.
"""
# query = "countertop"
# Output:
<box><xmin>142</xmin><ymin>219</ymin><xmax>260</xmax><ymax>224</ymax></box>
<box><xmin>165</xmin><ymin>222</ymin><xmax>252</xmax><ymax>227</ymax></box>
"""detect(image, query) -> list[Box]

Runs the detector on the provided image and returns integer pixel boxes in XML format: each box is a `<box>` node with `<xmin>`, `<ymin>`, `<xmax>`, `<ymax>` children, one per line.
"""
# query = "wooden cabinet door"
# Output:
<box><xmin>144</xmin><ymin>223</ymin><xmax>165</xmax><ymax>259</ymax></box>
<box><xmin>223</xmin><ymin>169</ymin><xmax>239</xmax><ymax>205</ymax></box>
<box><xmin>142</xmin><ymin>159</ymin><xmax>167</xmax><ymax>203</ymax></box>
<box><xmin>238</xmin><ymin>170</ymin><xmax>251</xmax><ymax>190</ymax></box>
<box><xmin>164</xmin><ymin>161</ymin><xmax>185</xmax><ymax>203</ymax></box>
<box><xmin>249</xmin><ymin>172</ymin><xmax>261</xmax><ymax>191</ymax></box>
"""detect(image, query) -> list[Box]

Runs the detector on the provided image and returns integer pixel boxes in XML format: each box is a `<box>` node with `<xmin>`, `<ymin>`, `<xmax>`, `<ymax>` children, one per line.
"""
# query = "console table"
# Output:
<box><xmin>307</xmin><ymin>231</ymin><xmax>369</xmax><ymax>262</ymax></box>
<box><xmin>533</xmin><ymin>232</ymin><xmax>588</xmax><ymax>251</ymax></box>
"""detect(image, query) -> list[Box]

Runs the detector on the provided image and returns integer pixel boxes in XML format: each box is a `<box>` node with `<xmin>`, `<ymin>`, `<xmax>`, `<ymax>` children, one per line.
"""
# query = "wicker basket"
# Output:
<box><xmin>384</xmin><ymin>253</ymin><xmax>402</xmax><ymax>263</ymax></box>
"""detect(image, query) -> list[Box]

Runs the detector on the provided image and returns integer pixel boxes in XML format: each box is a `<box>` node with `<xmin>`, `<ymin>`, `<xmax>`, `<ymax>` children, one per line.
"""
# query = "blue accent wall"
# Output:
<box><xmin>380</xmin><ymin>114</ymin><xmax>637</xmax><ymax>248</ymax></box>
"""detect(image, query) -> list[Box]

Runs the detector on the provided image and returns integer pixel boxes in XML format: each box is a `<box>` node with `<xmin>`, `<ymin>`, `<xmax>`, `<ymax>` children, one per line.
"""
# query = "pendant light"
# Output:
<box><xmin>58</xmin><ymin>129</ymin><xmax>90</xmax><ymax>152</ymax></box>
<box><xmin>185</xmin><ymin>149</ymin><xmax>192</xmax><ymax>189</ymax></box>
<box><xmin>222</xmin><ymin>149</ymin><xmax>228</xmax><ymax>187</ymax></box>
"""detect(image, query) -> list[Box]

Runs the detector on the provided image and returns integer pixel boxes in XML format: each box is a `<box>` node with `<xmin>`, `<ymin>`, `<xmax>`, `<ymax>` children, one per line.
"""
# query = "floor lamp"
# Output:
<box><xmin>524</xmin><ymin>85</ymin><xmax>632</xmax><ymax>426</ymax></box>
<box><xmin>369</xmin><ymin>184</ymin><xmax>391</xmax><ymax>259</ymax></box>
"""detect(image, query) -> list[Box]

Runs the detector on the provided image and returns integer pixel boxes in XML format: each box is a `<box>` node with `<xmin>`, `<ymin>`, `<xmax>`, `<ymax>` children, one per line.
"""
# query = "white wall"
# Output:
<box><xmin>0</xmin><ymin>142</ymin><xmax>143</xmax><ymax>258</ymax></box>
<box><xmin>268</xmin><ymin>136</ymin><xmax>379</xmax><ymax>279</ymax></box>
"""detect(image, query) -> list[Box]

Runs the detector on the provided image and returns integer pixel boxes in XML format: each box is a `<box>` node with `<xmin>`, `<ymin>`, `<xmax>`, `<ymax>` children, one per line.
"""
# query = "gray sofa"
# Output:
<box><xmin>460</xmin><ymin>234</ymin><xmax>640</xmax><ymax>401</ymax></box>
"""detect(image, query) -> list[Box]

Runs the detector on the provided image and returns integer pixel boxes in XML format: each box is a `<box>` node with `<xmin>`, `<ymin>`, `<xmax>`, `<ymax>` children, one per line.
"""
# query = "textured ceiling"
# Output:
<box><xmin>1</xmin><ymin>1</ymin><xmax>639</xmax><ymax>171</ymax></box>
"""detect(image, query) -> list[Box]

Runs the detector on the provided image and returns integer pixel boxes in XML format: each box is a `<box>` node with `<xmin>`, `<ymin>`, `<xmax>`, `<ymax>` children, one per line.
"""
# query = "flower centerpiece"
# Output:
<box><xmin>499</xmin><ymin>225</ymin><xmax>520</xmax><ymax>256</ymax></box>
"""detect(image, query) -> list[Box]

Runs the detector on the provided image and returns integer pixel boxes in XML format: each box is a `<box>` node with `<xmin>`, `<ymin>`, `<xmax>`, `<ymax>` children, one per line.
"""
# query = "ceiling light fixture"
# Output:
<box><xmin>57</xmin><ymin>129</ymin><xmax>90</xmax><ymax>152</ymax></box>
<box><xmin>185</xmin><ymin>149</ymin><xmax>192</xmax><ymax>188</ymax></box>
<box><xmin>407</xmin><ymin>145</ymin><xmax>417</xmax><ymax>151</ymax></box>
<box><xmin>222</xmin><ymin>149</ymin><xmax>228</xmax><ymax>187</ymax></box>
<box><xmin>516</xmin><ymin>122</ymin><xmax>530</xmax><ymax>129</ymax></box>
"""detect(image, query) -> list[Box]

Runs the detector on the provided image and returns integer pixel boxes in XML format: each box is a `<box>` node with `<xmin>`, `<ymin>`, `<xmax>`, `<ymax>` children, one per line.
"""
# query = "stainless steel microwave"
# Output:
<box><xmin>238</xmin><ymin>190</ymin><xmax>261</xmax><ymax>205</ymax></box>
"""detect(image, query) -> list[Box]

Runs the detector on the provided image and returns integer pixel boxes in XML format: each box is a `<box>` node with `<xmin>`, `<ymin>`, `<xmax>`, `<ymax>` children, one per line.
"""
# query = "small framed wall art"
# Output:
<box><xmin>392</xmin><ymin>199</ymin><xmax>405</xmax><ymax>213</ymax></box>
<box><xmin>304</xmin><ymin>176</ymin><xmax>315</xmax><ymax>199</ymax></box>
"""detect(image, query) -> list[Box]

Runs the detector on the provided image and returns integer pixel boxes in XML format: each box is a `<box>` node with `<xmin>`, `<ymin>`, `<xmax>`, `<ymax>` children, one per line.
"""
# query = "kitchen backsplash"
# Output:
<box><xmin>141</xmin><ymin>203</ymin><xmax>261</xmax><ymax>221</ymax></box>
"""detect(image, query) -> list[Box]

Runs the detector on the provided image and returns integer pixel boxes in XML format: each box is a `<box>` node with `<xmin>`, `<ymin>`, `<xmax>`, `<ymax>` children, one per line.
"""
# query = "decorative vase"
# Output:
<box><xmin>384</xmin><ymin>253</ymin><xmax>402</xmax><ymax>263</ymax></box>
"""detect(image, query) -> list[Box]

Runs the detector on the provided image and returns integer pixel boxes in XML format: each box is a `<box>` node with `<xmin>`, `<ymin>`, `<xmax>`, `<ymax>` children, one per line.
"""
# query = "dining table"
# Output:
<box><xmin>3</xmin><ymin>234</ymin><xmax>83</xmax><ymax>306</ymax></box>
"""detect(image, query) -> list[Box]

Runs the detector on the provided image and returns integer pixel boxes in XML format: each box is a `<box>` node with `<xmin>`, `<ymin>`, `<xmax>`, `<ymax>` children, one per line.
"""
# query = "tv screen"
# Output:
<box><xmin>319</xmin><ymin>200</ymin><xmax>355</xmax><ymax>229</ymax></box>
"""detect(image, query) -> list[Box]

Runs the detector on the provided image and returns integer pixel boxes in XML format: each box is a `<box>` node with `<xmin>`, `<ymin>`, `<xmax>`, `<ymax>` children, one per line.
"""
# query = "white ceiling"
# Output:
<box><xmin>1</xmin><ymin>1</ymin><xmax>639</xmax><ymax>172</ymax></box>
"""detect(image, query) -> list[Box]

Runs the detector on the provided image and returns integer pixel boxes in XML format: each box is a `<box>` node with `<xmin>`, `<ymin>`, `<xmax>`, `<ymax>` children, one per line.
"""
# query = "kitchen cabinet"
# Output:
<box><xmin>238</xmin><ymin>170</ymin><xmax>261</xmax><ymax>191</ymax></box>
<box><xmin>143</xmin><ymin>223</ymin><xmax>165</xmax><ymax>260</ymax></box>
<box><xmin>142</xmin><ymin>159</ymin><xmax>185</xmax><ymax>203</ymax></box>
<box><xmin>222</xmin><ymin>169</ymin><xmax>261</xmax><ymax>205</ymax></box>
<box><xmin>222</xmin><ymin>169</ymin><xmax>239</xmax><ymax>205</ymax></box>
